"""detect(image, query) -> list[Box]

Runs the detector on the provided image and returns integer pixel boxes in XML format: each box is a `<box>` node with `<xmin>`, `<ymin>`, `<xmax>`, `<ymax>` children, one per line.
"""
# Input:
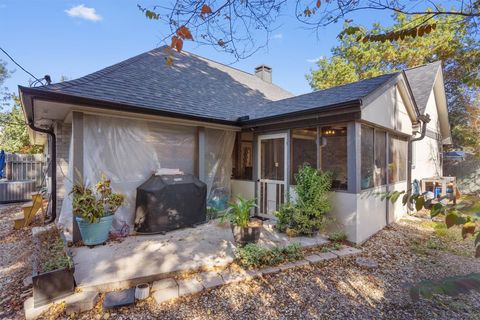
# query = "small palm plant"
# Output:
<box><xmin>221</xmin><ymin>196</ymin><xmax>256</xmax><ymax>227</ymax></box>
<box><xmin>222</xmin><ymin>196</ymin><xmax>261</xmax><ymax>245</ymax></box>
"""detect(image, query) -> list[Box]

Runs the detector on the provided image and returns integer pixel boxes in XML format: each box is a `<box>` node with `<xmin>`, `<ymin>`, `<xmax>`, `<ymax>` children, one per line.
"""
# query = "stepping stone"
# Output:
<box><xmin>177</xmin><ymin>278</ymin><xmax>204</xmax><ymax>296</ymax></box>
<box><xmin>331</xmin><ymin>246</ymin><xmax>362</xmax><ymax>258</ymax></box>
<box><xmin>197</xmin><ymin>272</ymin><xmax>224</xmax><ymax>290</ymax></box>
<box><xmin>103</xmin><ymin>288</ymin><xmax>135</xmax><ymax>309</ymax></box>
<box><xmin>356</xmin><ymin>257</ymin><xmax>378</xmax><ymax>269</ymax></box>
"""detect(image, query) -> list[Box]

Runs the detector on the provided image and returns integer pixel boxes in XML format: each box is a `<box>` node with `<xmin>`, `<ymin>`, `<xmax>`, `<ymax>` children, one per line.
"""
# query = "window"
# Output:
<box><xmin>361</xmin><ymin>125</ymin><xmax>374</xmax><ymax>189</ymax></box>
<box><xmin>374</xmin><ymin>130</ymin><xmax>387</xmax><ymax>186</ymax></box>
<box><xmin>233</xmin><ymin>132</ymin><xmax>253</xmax><ymax>180</ymax></box>
<box><xmin>388</xmin><ymin>135</ymin><xmax>407</xmax><ymax>184</ymax></box>
<box><xmin>321</xmin><ymin>126</ymin><xmax>347</xmax><ymax>190</ymax></box>
<box><xmin>291</xmin><ymin>128</ymin><xmax>317</xmax><ymax>183</ymax></box>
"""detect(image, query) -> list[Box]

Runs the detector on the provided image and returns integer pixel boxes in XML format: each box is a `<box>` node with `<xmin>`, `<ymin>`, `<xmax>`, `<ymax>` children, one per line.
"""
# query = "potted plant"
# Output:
<box><xmin>32</xmin><ymin>225</ymin><xmax>75</xmax><ymax>307</ymax></box>
<box><xmin>221</xmin><ymin>196</ymin><xmax>262</xmax><ymax>245</ymax></box>
<box><xmin>71</xmin><ymin>175</ymin><xmax>125</xmax><ymax>247</ymax></box>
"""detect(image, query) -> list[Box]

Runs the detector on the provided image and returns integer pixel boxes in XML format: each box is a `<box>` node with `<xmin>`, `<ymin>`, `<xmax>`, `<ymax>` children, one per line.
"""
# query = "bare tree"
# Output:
<box><xmin>139</xmin><ymin>0</ymin><xmax>479</xmax><ymax>59</ymax></box>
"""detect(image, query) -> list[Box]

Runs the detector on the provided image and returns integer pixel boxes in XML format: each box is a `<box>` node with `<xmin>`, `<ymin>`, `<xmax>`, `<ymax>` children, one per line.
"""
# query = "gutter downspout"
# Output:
<box><xmin>407</xmin><ymin>113</ymin><xmax>431</xmax><ymax>211</ymax></box>
<box><xmin>27</xmin><ymin>121</ymin><xmax>57</xmax><ymax>224</ymax></box>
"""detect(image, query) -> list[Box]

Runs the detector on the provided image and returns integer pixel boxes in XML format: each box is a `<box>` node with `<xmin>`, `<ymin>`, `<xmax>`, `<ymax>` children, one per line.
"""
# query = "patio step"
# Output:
<box><xmin>13</xmin><ymin>194</ymin><xmax>45</xmax><ymax>229</ymax></box>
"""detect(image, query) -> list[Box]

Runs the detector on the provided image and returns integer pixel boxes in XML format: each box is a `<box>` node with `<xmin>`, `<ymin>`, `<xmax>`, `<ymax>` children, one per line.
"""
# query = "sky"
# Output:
<box><xmin>0</xmin><ymin>0</ymin><xmax>398</xmax><ymax>109</ymax></box>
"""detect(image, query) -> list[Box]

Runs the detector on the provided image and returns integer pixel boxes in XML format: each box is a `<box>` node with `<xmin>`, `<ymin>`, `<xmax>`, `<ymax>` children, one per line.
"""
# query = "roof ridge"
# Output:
<box><xmin>404</xmin><ymin>60</ymin><xmax>441</xmax><ymax>72</ymax></box>
<box><xmin>265</xmin><ymin>71</ymin><xmax>399</xmax><ymax>105</ymax></box>
<box><xmin>180</xmin><ymin>49</ymin><xmax>293</xmax><ymax>96</ymax></box>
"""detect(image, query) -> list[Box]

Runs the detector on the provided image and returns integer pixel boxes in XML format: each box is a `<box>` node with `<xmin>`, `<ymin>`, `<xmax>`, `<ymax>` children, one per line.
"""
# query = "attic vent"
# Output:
<box><xmin>255</xmin><ymin>64</ymin><xmax>272</xmax><ymax>83</ymax></box>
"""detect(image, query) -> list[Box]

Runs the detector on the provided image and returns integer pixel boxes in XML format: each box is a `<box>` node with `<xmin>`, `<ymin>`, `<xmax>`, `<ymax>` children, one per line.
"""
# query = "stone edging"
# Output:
<box><xmin>152</xmin><ymin>246</ymin><xmax>362</xmax><ymax>304</ymax></box>
<box><xmin>24</xmin><ymin>246</ymin><xmax>362</xmax><ymax>319</ymax></box>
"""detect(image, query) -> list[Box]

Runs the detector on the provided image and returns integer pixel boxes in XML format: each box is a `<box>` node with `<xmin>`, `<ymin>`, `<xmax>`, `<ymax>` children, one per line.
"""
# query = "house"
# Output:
<box><xmin>19</xmin><ymin>47</ymin><xmax>451</xmax><ymax>244</ymax></box>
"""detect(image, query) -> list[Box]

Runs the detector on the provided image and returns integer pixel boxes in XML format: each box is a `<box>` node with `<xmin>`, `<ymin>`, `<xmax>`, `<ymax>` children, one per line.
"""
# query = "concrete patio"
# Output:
<box><xmin>70</xmin><ymin>220</ymin><xmax>329</xmax><ymax>292</ymax></box>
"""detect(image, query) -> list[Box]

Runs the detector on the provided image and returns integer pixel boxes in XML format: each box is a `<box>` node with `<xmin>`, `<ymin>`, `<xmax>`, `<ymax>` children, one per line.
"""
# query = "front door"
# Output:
<box><xmin>257</xmin><ymin>133</ymin><xmax>287</xmax><ymax>215</ymax></box>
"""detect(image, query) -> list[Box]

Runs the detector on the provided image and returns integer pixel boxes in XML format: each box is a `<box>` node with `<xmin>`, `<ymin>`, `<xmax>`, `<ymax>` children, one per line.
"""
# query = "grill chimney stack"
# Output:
<box><xmin>254</xmin><ymin>65</ymin><xmax>272</xmax><ymax>83</ymax></box>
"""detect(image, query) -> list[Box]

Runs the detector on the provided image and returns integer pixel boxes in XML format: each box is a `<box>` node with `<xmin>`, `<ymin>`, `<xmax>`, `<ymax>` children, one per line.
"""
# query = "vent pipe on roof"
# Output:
<box><xmin>255</xmin><ymin>65</ymin><xmax>272</xmax><ymax>83</ymax></box>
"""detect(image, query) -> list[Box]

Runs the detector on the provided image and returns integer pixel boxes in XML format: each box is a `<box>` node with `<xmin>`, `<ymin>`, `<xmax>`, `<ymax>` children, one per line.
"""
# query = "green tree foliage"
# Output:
<box><xmin>0</xmin><ymin>94</ymin><xmax>43</xmax><ymax>154</ymax></box>
<box><xmin>275</xmin><ymin>165</ymin><xmax>332</xmax><ymax>235</ymax></box>
<box><xmin>307</xmin><ymin>14</ymin><xmax>480</xmax><ymax>153</ymax></box>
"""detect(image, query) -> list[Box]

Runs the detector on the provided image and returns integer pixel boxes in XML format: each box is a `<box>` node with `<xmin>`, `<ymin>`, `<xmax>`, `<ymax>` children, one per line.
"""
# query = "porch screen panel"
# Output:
<box><xmin>261</xmin><ymin>138</ymin><xmax>285</xmax><ymax>180</ymax></box>
<box><xmin>320</xmin><ymin>126</ymin><xmax>347</xmax><ymax>190</ymax></box>
<box><xmin>361</xmin><ymin>125</ymin><xmax>374</xmax><ymax>190</ymax></box>
<box><xmin>388</xmin><ymin>135</ymin><xmax>407</xmax><ymax>184</ymax></box>
<box><xmin>291</xmin><ymin>128</ymin><xmax>317</xmax><ymax>184</ymax></box>
<box><xmin>205</xmin><ymin>128</ymin><xmax>235</xmax><ymax>211</ymax></box>
<box><xmin>374</xmin><ymin>130</ymin><xmax>387</xmax><ymax>186</ymax></box>
<box><xmin>58</xmin><ymin>115</ymin><xmax>197</xmax><ymax>233</ymax></box>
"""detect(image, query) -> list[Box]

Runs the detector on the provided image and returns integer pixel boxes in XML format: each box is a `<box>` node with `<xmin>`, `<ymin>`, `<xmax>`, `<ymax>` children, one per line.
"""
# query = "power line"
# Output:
<box><xmin>0</xmin><ymin>46</ymin><xmax>42</xmax><ymax>83</ymax></box>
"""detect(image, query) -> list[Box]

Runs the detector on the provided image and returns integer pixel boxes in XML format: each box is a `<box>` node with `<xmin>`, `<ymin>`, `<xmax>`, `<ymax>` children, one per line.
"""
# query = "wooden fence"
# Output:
<box><xmin>2</xmin><ymin>153</ymin><xmax>45</xmax><ymax>187</ymax></box>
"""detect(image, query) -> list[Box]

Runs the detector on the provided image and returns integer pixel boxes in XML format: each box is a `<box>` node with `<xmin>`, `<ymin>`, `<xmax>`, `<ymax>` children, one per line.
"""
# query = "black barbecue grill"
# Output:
<box><xmin>134</xmin><ymin>174</ymin><xmax>207</xmax><ymax>234</ymax></box>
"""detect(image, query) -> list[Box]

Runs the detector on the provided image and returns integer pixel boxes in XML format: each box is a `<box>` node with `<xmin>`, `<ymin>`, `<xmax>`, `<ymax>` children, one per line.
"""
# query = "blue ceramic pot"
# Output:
<box><xmin>76</xmin><ymin>215</ymin><xmax>114</xmax><ymax>246</ymax></box>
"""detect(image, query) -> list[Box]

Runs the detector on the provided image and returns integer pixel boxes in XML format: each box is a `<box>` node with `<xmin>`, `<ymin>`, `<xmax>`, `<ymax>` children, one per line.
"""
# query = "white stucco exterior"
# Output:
<box><xmin>362</xmin><ymin>85</ymin><xmax>414</xmax><ymax>135</ymax></box>
<box><xmin>412</xmin><ymin>90</ymin><xmax>443</xmax><ymax>181</ymax></box>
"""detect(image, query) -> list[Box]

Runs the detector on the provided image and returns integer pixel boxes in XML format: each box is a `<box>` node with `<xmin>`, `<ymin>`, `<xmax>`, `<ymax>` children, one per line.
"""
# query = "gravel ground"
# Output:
<box><xmin>2</xmin><ymin>203</ymin><xmax>479</xmax><ymax>320</ymax></box>
<box><xmin>0</xmin><ymin>203</ymin><xmax>38</xmax><ymax>320</ymax></box>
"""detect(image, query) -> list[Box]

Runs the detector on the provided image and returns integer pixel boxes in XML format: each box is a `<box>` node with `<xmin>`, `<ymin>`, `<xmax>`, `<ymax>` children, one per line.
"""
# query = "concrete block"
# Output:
<box><xmin>316</xmin><ymin>252</ymin><xmax>338</xmax><ymax>261</ymax></box>
<box><xmin>65</xmin><ymin>291</ymin><xmax>99</xmax><ymax>315</ymax></box>
<box><xmin>177</xmin><ymin>278</ymin><xmax>204</xmax><ymax>296</ymax></box>
<box><xmin>259</xmin><ymin>266</ymin><xmax>281</xmax><ymax>275</ymax></box>
<box><xmin>24</xmin><ymin>297</ymin><xmax>50</xmax><ymax>320</ymax></box>
<box><xmin>305</xmin><ymin>252</ymin><xmax>337</xmax><ymax>264</ymax></box>
<box><xmin>152</xmin><ymin>287</ymin><xmax>179</xmax><ymax>304</ymax></box>
<box><xmin>279</xmin><ymin>260</ymin><xmax>310</xmax><ymax>271</ymax></box>
<box><xmin>331</xmin><ymin>246</ymin><xmax>362</xmax><ymax>258</ymax></box>
<box><xmin>197</xmin><ymin>272</ymin><xmax>224</xmax><ymax>290</ymax></box>
<box><xmin>152</xmin><ymin>278</ymin><xmax>177</xmax><ymax>292</ymax></box>
<box><xmin>219</xmin><ymin>270</ymin><xmax>252</xmax><ymax>284</ymax></box>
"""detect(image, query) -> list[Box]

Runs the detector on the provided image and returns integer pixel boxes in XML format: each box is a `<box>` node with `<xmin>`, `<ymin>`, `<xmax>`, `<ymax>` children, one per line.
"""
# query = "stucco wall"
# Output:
<box><xmin>329</xmin><ymin>192</ymin><xmax>358</xmax><ymax>242</ymax></box>
<box><xmin>412</xmin><ymin>90</ymin><xmax>443</xmax><ymax>181</ymax></box>
<box><xmin>362</xmin><ymin>86</ymin><xmax>413</xmax><ymax>135</ymax></box>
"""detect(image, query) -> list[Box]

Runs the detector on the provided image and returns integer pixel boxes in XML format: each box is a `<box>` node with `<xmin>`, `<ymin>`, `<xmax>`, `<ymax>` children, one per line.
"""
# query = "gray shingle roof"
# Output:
<box><xmin>245</xmin><ymin>72</ymin><xmax>400</xmax><ymax>121</ymax></box>
<box><xmin>28</xmin><ymin>46</ymin><xmax>441</xmax><ymax>124</ymax></box>
<box><xmin>30</xmin><ymin>46</ymin><xmax>293</xmax><ymax>122</ymax></box>
<box><xmin>404</xmin><ymin>62</ymin><xmax>441</xmax><ymax>114</ymax></box>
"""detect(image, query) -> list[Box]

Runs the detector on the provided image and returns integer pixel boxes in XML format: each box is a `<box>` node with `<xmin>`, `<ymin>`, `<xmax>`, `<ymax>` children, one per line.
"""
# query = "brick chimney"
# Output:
<box><xmin>254</xmin><ymin>65</ymin><xmax>272</xmax><ymax>83</ymax></box>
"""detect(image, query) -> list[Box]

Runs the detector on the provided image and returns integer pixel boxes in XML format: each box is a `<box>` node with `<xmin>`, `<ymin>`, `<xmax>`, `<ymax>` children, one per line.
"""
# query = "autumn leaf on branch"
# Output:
<box><xmin>200</xmin><ymin>4</ymin><xmax>213</xmax><ymax>17</ymax></box>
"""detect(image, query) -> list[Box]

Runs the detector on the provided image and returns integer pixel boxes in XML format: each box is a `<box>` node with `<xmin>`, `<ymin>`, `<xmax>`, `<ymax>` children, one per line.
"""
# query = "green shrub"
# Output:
<box><xmin>236</xmin><ymin>243</ymin><xmax>303</xmax><ymax>269</ymax></box>
<box><xmin>328</xmin><ymin>231</ymin><xmax>347</xmax><ymax>242</ymax></box>
<box><xmin>274</xmin><ymin>165</ymin><xmax>332</xmax><ymax>235</ymax></box>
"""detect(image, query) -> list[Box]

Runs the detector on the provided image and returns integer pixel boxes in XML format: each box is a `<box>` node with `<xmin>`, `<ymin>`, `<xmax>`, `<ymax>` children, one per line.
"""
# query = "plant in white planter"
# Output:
<box><xmin>71</xmin><ymin>175</ymin><xmax>125</xmax><ymax>247</ymax></box>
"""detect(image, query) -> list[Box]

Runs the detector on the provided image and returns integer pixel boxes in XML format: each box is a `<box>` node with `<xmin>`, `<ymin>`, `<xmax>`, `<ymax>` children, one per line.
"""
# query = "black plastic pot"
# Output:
<box><xmin>33</xmin><ymin>267</ymin><xmax>75</xmax><ymax>307</ymax></box>
<box><xmin>231</xmin><ymin>220</ymin><xmax>263</xmax><ymax>245</ymax></box>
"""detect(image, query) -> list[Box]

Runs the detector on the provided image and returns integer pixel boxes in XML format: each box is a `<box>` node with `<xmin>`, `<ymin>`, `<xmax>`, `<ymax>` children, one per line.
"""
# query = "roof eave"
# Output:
<box><xmin>240</xmin><ymin>99</ymin><xmax>362</xmax><ymax>126</ymax></box>
<box><xmin>18</xmin><ymin>86</ymin><xmax>240</xmax><ymax>127</ymax></box>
